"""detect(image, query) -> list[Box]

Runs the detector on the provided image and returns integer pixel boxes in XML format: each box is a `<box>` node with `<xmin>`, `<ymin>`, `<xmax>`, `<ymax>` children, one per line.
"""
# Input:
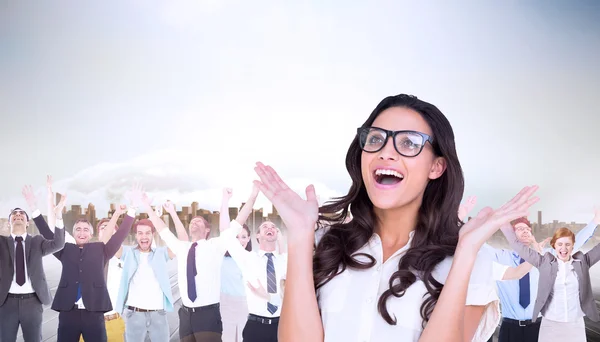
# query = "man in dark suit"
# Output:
<box><xmin>0</xmin><ymin>188</ymin><xmax>67</xmax><ymax>342</ymax></box>
<box><xmin>35</xmin><ymin>183</ymin><xmax>142</xmax><ymax>342</ymax></box>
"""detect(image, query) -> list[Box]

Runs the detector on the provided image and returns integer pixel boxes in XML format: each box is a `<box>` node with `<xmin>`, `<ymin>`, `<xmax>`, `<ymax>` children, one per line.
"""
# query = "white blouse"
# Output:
<box><xmin>315</xmin><ymin>230</ymin><xmax>498</xmax><ymax>342</ymax></box>
<box><xmin>543</xmin><ymin>258</ymin><xmax>585</xmax><ymax>322</ymax></box>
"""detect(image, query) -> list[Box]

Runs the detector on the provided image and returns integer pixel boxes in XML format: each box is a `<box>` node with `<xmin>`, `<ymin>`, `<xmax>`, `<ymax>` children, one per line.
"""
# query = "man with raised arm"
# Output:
<box><xmin>0</xmin><ymin>186</ymin><xmax>66</xmax><ymax>342</ymax></box>
<box><xmin>46</xmin><ymin>176</ymin><xmax>129</xmax><ymax>341</ymax></box>
<box><xmin>227</xmin><ymin>219</ymin><xmax>287</xmax><ymax>342</ymax></box>
<box><xmin>148</xmin><ymin>187</ymin><xmax>256</xmax><ymax>342</ymax></box>
<box><xmin>109</xmin><ymin>217</ymin><xmax>175</xmax><ymax>341</ymax></box>
<box><xmin>35</xmin><ymin>183</ymin><xmax>141</xmax><ymax>342</ymax></box>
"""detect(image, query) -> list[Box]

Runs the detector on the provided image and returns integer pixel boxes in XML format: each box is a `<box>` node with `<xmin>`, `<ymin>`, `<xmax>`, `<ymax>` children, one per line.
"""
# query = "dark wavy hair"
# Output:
<box><xmin>314</xmin><ymin>94</ymin><xmax>464</xmax><ymax>327</ymax></box>
<box><xmin>225</xmin><ymin>223</ymin><xmax>252</xmax><ymax>257</ymax></box>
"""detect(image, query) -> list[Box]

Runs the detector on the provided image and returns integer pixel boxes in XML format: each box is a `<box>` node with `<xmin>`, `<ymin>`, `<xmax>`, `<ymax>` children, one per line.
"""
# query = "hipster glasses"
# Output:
<box><xmin>357</xmin><ymin>126</ymin><xmax>433</xmax><ymax>157</ymax></box>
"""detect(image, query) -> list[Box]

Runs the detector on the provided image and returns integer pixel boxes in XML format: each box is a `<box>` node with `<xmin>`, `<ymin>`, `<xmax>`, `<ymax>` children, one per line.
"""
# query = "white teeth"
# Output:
<box><xmin>375</xmin><ymin>169</ymin><xmax>404</xmax><ymax>179</ymax></box>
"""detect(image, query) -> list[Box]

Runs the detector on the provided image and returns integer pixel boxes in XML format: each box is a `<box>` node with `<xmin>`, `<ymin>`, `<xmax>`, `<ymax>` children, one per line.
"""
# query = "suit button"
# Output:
<box><xmin>80</xmin><ymin>270</ymin><xmax>82</xmax><ymax>273</ymax></box>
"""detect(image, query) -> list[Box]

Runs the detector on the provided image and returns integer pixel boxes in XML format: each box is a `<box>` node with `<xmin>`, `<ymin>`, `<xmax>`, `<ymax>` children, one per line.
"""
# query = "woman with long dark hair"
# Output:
<box><xmin>252</xmin><ymin>94</ymin><xmax>539</xmax><ymax>341</ymax></box>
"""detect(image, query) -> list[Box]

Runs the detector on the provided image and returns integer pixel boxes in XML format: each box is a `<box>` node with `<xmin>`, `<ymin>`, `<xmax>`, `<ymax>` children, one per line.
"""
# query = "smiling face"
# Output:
<box><xmin>554</xmin><ymin>237</ymin><xmax>574</xmax><ymax>261</ymax></box>
<box><xmin>551</xmin><ymin>227</ymin><xmax>576</xmax><ymax>262</ymax></box>
<box><xmin>257</xmin><ymin>221</ymin><xmax>278</xmax><ymax>243</ymax></box>
<box><xmin>73</xmin><ymin>220</ymin><xmax>93</xmax><ymax>245</ymax></box>
<box><xmin>135</xmin><ymin>225</ymin><xmax>154</xmax><ymax>252</ymax></box>
<box><xmin>237</xmin><ymin>226</ymin><xmax>250</xmax><ymax>249</ymax></box>
<box><xmin>9</xmin><ymin>209</ymin><xmax>29</xmax><ymax>233</ymax></box>
<box><xmin>189</xmin><ymin>217</ymin><xmax>211</xmax><ymax>241</ymax></box>
<box><xmin>360</xmin><ymin>107</ymin><xmax>446</xmax><ymax>211</ymax></box>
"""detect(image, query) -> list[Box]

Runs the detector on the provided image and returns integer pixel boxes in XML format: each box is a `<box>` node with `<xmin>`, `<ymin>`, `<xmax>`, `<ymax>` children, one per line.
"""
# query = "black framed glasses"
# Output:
<box><xmin>357</xmin><ymin>126</ymin><xmax>433</xmax><ymax>157</ymax></box>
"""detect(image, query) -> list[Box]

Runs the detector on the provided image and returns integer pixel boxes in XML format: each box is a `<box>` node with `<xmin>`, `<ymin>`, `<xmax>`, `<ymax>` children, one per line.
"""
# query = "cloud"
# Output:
<box><xmin>0</xmin><ymin>148</ymin><xmax>345</xmax><ymax>219</ymax></box>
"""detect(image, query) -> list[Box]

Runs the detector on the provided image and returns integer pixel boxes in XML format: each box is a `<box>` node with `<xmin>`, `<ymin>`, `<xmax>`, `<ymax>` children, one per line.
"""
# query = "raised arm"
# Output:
<box><xmin>220</xmin><ymin>188</ymin><xmax>233</xmax><ymax>232</ymax></box>
<box><xmin>420</xmin><ymin>186</ymin><xmax>539</xmax><ymax>342</ymax></box>
<box><xmin>45</xmin><ymin>176</ymin><xmax>76</xmax><ymax>244</ymax></box>
<box><xmin>163</xmin><ymin>201</ymin><xmax>189</xmax><ymax>241</ymax></box>
<box><xmin>573</xmin><ymin>206</ymin><xmax>600</xmax><ymax>252</ymax></box>
<box><xmin>501</xmin><ymin>236</ymin><xmax>549</xmax><ymax>280</ymax></box>
<box><xmin>25</xmin><ymin>185</ymin><xmax>68</xmax><ymax>257</ymax></box>
<box><xmin>103</xmin><ymin>184</ymin><xmax>139</xmax><ymax>259</ymax></box>
<box><xmin>499</xmin><ymin>221</ymin><xmax>545</xmax><ymax>268</ymax></box>
<box><xmin>104</xmin><ymin>210</ymin><xmax>135</xmax><ymax>259</ymax></box>
<box><xmin>235</xmin><ymin>184</ymin><xmax>260</xmax><ymax>226</ymax></box>
<box><xmin>139</xmin><ymin>192</ymin><xmax>189</xmax><ymax>253</ymax></box>
<box><xmin>101</xmin><ymin>205</ymin><xmax>127</xmax><ymax>244</ymax></box>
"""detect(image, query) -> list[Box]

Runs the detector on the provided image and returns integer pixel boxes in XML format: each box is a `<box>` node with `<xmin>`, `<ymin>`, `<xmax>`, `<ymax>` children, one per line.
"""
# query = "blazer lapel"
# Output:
<box><xmin>7</xmin><ymin>236</ymin><xmax>15</xmax><ymax>264</ymax></box>
<box><xmin>25</xmin><ymin>235</ymin><xmax>32</xmax><ymax>268</ymax></box>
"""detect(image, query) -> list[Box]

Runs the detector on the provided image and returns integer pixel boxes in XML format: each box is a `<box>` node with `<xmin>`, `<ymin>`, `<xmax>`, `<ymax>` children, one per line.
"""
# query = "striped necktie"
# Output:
<box><xmin>265</xmin><ymin>253</ymin><xmax>278</xmax><ymax>314</ymax></box>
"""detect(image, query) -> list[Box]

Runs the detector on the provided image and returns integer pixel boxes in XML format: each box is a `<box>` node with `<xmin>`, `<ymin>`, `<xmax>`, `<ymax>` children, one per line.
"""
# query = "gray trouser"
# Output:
<box><xmin>123</xmin><ymin>307</ymin><xmax>170</xmax><ymax>342</ymax></box>
<box><xmin>0</xmin><ymin>294</ymin><xmax>43</xmax><ymax>342</ymax></box>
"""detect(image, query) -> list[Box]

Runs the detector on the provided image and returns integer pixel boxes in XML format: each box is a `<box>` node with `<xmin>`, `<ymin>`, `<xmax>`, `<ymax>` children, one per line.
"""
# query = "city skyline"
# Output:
<box><xmin>1</xmin><ymin>199</ymin><xmax>594</xmax><ymax>237</ymax></box>
<box><xmin>1</xmin><ymin>1</ymin><xmax>600</xmax><ymax>223</ymax></box>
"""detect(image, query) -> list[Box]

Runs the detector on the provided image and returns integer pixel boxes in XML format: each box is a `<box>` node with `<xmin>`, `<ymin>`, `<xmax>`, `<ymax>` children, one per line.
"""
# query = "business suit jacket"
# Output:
<box><xmin>0</xmin><ymin>215</ymin><xmax>66</xmax><ymax>306</ymax></box>
<box><xmin>502</xmin><ymin>224</ymin><xmax>600</xmax><ymax>322</ymax></box>
<box><xmin>37</xmin><ymin>214</ymin><xmax>134</xmax><ymax>312</ymax></box>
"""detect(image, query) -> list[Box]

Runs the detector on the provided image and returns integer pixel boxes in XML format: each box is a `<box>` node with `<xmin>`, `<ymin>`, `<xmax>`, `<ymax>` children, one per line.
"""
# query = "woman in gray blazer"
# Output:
<box><xmin>501</xmin><ymin>220</ymin><xmax>600</xmax><ymax>342</ymax></box>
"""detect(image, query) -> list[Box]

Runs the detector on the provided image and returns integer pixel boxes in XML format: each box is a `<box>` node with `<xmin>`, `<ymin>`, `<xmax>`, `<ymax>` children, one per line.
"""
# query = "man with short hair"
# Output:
<box><xmin>35</xmin><ymin>183</ymin><xmax>142</xmax><ymax>342</ymax></box>
<box><xmin>47</xmin><ymin>175</ymin><xmax>130</xmax><ymax>341</ymax></box>
<box><xmin>227</xmin><ymin>220</ymin><xmax>287</xmax><ymax>342</ymax></box>
<box><xmin>0</xmin><ymin>186</ymin><xmax>66</xmax><ymax>342</ymax></box>
<box><xmin>147</xmin><ymin>187</ymin><xmax>250</xmax><ymax>342</ymax></box>
<box><xmin>113</xmin><ymin>218</ymin><xmax>175</xmax><ymax>341</ymax></box>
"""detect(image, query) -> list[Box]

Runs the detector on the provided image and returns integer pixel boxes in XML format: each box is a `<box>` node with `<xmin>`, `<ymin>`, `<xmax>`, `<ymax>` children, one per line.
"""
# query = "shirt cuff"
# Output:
<box><xmin>126</xmin><ymin>208</ymin><xmax>137</xmax><ymax>217</ymax></box>
<box><xmin>31</xmin><ymin>209</ymin><xmax>41</xmax><ymax>218</ymax></box>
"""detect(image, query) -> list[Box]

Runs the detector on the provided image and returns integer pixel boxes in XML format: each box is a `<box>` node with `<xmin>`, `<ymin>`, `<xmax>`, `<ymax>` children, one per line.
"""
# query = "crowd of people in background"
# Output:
<box><xmin>1</xmin><ymin>94</ymin><xmax>599</xmax><ymax>342</ymax></box>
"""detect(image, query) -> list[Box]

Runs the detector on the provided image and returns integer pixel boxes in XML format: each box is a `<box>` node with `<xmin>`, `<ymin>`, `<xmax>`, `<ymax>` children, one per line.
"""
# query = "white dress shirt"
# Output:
<box><xmin>9</xmin><ymin>232</ymin><xmax>35</xmax><ymax>294</ymax></box>
<box><xmin>543</xmin><ymin>258</ymin><xmax>585</xmax><ymax>322</ymax></box>
<box><xmin>126</xmin><ymin>252</ymin><xmax>164</xmax><ymax>310</ymax></box>
<box><xmin>159</xmin><ymin>222</ymin><xmax>241</xmax><ymax>308</ymax></box>
<box><xmin>315</xmin><ymin>230</ymin><xmax>498</xmax><ymax>342</ymax></box>
<box><xmin>226</xmin><ymin>223</ymin><xmax>287</xmax><ymax>318</ymax></box>
<box><xmin>105</xmin><ymin>256</ymin><xmax>124</xmax><ymax>315</ymax></box>
<box><xmin>9</xmin><ymin>211</ymin><xmax>65</xmax><ymax>294</ymax></box>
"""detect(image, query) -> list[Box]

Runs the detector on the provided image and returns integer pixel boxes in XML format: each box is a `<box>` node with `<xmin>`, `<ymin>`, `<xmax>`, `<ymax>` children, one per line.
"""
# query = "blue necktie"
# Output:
<box><xmin>187</xmin><ymin>242</ymin><xmax>198</xmax><ymax>302</ymax></box>
<box><xmin>518</xmin><ymin>258</ymin><xmax>530</xmax><ymax>308</ymax></box>
<box><xmin>76</xmin><ymin>284</ymin><xmax>82</xmax><ymax>301</ymax></box>
<box><xmin>266</xmin><ymin>253</ymin><xmax>278</xmax><ymax>314</ymax></box>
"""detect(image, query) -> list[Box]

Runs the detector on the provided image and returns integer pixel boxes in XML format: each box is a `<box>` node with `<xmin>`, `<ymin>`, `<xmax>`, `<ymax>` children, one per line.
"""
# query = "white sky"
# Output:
<box><xmin>1</xmin><ymin>1</ymin><xmax>599</xmax><ymax>222</ymax></box>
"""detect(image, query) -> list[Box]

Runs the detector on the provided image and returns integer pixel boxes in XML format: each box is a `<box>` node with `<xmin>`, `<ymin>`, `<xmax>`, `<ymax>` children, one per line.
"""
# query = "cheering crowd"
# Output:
<box><xmin>1</xmin><ymin>94</ymin><xmax>599</xmax><ymax>342</ymax></box>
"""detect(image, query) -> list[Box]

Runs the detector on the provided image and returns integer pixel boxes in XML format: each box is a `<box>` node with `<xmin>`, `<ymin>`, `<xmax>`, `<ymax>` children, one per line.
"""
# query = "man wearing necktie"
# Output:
<box><xmin>490</xmin><ymin>214</ymin><xmax>600</xmax><ymax>342</ymax></box>
<box><xmin>145</xmin><ymin>187</ymin><xmax>244</xmax><ymax>342</ymax></box>
<box><xmin>0</xmin><ymin>187</ymin><xmax>66</xmax><ymax>342</ymax></box>
<box><xmin>34</xmin><ymin>183</ymin><xmax>140</xmax><ymax>342</ymax></box>
<box><xmin>227</xmin><ymin>220</ymin><xmax>287</xmax><ymax>342</ymax></box>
